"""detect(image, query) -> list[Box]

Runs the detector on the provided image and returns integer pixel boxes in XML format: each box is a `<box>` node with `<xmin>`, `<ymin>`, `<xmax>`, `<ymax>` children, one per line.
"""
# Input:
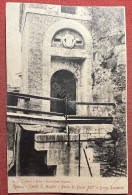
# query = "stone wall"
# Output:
<box><xmin>91</xmin><ymin>7</ymin><xmax>127</xmax><ymax>176</ymax></box>
<box><xmin>17</xmin><ymin>5</ymin><xmax>127</xmax><ymax>177</ymax></box>
<box><xmin>20</xmin><ymin>11</ymin><xmax>92</xmax><ymax>112</ymax></box>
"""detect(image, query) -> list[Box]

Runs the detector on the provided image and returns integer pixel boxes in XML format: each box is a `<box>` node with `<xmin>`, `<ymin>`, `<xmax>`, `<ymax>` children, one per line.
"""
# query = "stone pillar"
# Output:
<box><xmin>16</xmin><ymin>125</ymin><xmax>22</xmax><ymax>176</ymax></box>
<box><xmin>77</xmin><ymin>57</ymin><xmax>92</xmax><ymax>115</ymax></box>
<box><xmin>42</xmin><ymin>54</ymin><xmax>51</xmax><ymax>112</ymax></box>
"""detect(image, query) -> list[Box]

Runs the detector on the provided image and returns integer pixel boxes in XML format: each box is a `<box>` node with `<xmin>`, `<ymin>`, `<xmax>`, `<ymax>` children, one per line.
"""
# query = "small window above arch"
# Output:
<box><xmin>61</xmin><ymin>6</ymin><xmax>76</xmax><ymax>15</ymax></box>
<box><xmin>52</xmin><ymin>29</ymin><xmax>84</xmax><ymax>49</ymax></box>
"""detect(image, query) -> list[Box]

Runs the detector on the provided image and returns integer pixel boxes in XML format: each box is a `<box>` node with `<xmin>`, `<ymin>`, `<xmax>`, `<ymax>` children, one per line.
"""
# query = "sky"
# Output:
<box><xmin>6</xmin><ymin>3</ymin><xmax>21</xmax><ymax>86</ymax></box>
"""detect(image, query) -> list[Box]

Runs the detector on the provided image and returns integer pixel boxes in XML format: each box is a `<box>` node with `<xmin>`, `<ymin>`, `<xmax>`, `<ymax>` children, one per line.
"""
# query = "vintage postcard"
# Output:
<box><xmin>6</xmin><ymin>3</ymin><xmax>128</xmax><ymax>194</ymax></box>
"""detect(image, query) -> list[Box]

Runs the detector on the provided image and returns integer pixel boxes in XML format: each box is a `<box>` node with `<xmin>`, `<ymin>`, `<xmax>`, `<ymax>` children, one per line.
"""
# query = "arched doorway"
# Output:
<box><xmin>50</xmin><ymin>70</ymin><xmax>76</xmax><ymax>115</ymax></box>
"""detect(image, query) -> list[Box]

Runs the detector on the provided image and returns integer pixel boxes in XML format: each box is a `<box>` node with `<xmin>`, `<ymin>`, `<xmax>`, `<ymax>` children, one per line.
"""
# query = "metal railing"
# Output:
<box><xmin>7</xmin><ymin>92</ymin><xmax>116</xmax><ymax>177</ymax></box>
<box><xmin>7</xmin><ymin>91</ymin><xmax>116</xmax><ymax>124</ymax></box>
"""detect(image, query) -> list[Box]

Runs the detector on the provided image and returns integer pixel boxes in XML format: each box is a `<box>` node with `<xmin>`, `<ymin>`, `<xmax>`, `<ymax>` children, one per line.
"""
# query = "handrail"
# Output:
<box><xmin>7</xmin><ymin>92</ymin><xmax>116</xmax><ymax>106</ymax></box>
<box><xmin>7</xmin><ymin>106</ymin><xmax>64</xmax><ymax>116</ymax></box>
<box><xmin>7</xmin><ymin>92</ymin><xmax>115</xmax><ymax>124</ymax></box>
<box><xmin>69</xmin><ymin>101</ymin><xmax>115</xmax><ymax>106</ymax></box>
<box><xmin>7</xmin><ymin>92</ymin><xmax>64</xmax><ymax>102</ymax></box>
<box><xmin>68</xmin><ymin>115</ymin><xmax>113</xmax><ymax>120</ymax></box>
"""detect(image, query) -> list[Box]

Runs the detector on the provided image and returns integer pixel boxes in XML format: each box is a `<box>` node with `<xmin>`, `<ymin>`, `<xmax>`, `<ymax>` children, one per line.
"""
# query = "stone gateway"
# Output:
<box><xmin>7</xmin><ymin>4</ymin><xmax>127</xmax><ymax>178</ymax></box>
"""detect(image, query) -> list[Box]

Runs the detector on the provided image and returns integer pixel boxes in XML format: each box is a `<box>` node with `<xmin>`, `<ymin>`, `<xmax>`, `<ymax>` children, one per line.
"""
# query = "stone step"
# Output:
<box><xmin>67</xmin><ymin>124</ymin><xmax>114</xmax><ymax>134</ymax></box>
<box><xmin>35</xmin><ymin>132</ymin><xmax>111</xmax><ymax>143</ymax></box>
<box><xmin>33</xmin><ymin>124</ymin><xmax>114</xmax><ymax>177</ymax></box>
<box><xmin>34</xmin><ymin>133</ymin><xmax>111</xmax><ymax>151</ymax></box>
<box><xmin>56</xmin><ymin>163</ymin><xmax>100</xmax><ymax>176</ymax></box>
<box><xmin>44</xmin><ymin>148</ymin><xmax>94</xmax><ymax>166</ymax></box>
<box><xmin>35</xmin><ymin>140</ymin><xmax>97</xmax><ymax>170</ymax></box>
<box><xmin>45</xmin><ymin>148</ymin><xmax>79</xmax><ymax>165</ymax></box>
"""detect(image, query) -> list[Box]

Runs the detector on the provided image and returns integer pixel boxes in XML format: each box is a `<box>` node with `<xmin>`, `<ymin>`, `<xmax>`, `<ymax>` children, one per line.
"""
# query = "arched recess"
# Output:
<box><xmin>43</xmin><ymin>19</ymin><xmax>93</xmax><ymax>52</ymax></box>
<box><xmin>42</xmin><ymin>19</ymin><xmax>93</xmax><ymax>115</ymax></box>
<box><xmin>50</xmin><ymin>70</ymin><xmax>76</xmax><ymax>115</ymax></box>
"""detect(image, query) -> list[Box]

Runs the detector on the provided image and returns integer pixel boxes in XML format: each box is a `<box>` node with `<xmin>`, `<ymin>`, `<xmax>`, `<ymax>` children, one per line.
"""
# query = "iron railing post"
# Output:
<box><xmin>65</xmin><ymin>96</ymin><xmax>68</xmax><ymax>123</ymax></box>
<box><xmin>78</xmin><ymin>133</ymin><xmax>80</xmax><ymax>176</ymax></box>
<box><xmin>67</xmin><ymin>126</ymin><xmax>70</xmax><ymax>147</ymax></box>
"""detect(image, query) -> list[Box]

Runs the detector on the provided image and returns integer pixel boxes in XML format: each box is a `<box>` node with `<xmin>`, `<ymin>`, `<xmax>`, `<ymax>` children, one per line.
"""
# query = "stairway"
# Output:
<box><xmin>34</xmin><ymin>124</ymin><xmax>114</xmax><ymax>176</ymax></box>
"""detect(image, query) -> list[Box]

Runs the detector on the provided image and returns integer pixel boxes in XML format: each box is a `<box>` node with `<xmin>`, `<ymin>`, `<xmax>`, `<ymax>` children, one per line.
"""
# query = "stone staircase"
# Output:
<box><xmin>34</xmin><ymin>124</ymin><xmax>114</xmax><ymax>176</ymax></box>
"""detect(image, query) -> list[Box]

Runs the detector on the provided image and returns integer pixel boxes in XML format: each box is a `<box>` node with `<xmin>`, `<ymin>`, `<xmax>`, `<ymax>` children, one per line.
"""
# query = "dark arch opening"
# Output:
<box><xmin>50</xmin><ymin>70</ymin><xmax>76</xmax><ymax>115</ymax></box>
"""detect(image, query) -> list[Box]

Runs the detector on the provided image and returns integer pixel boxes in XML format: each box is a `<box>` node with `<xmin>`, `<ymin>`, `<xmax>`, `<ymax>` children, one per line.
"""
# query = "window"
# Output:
<box><xmin>61</xmin><ymin>6</ymin><xmax>76</xmax><ymax>15</ymax></box>
<box><xmin>76</xmin><ymin>40</ymin><xmax>83</xmax><ymax>45</ymax></box>
<box><xmin>54</xmin><ymin>38</ymin><xmax>61</xmax><ymax>43</ymax></box>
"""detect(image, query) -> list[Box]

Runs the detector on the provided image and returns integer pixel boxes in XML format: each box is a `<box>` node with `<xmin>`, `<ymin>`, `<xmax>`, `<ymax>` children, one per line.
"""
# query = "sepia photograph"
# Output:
<box><xmin>6</xmin><ymin>3</ymin><xmax>127</xmax><ymax>193</ymax></box>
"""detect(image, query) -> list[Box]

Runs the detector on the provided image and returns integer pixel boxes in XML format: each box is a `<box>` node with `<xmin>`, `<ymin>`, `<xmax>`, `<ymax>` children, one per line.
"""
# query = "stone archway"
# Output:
<box><xmin>42</xmin><ymin>19</ymin><xmax>93</xmax><ymax>115</ymax></box>
<box><xmin>50</xmin><ymin>70</ymin><xmax>76</xmax><ymax>115</ymax></box>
